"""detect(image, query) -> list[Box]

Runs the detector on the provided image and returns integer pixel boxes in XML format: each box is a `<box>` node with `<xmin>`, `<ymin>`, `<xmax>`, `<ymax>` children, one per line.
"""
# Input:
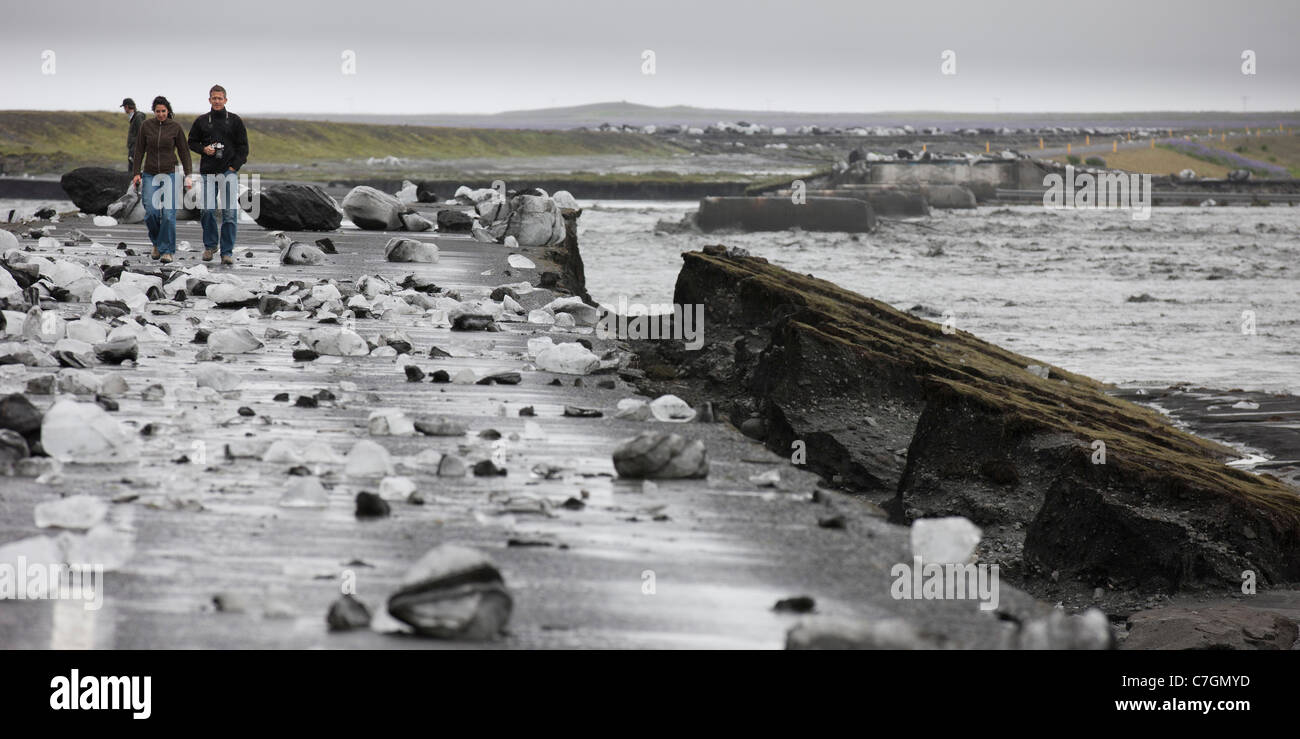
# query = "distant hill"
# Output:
<box><xmin>0</xmin><ymin>110</ymin><xmax>685</xmax><ymax>174</ymax></box>
<box><xmin>256</xmin><ymin>101</ymin><xmax>1300</xmax><ymax>131</ymax></box>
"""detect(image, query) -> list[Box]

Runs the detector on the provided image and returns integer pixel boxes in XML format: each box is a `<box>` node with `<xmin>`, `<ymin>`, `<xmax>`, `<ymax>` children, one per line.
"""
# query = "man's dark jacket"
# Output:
<box><xmin>186</xmin><ymin>109</ymin><xmax>250</xmax><ymax>174</ymax></box>
<box><xmin>126</xmin><ymin>110</ymin><xmax>146</xmax><ymax>160</ymax></box>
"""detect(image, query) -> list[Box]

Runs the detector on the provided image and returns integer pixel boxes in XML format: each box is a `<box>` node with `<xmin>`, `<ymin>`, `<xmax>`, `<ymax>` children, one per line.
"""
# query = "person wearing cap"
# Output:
<box><xmin>122</xmin><ymin>98</ymin><xmax>146</xmax><ymax>171</ymax></box>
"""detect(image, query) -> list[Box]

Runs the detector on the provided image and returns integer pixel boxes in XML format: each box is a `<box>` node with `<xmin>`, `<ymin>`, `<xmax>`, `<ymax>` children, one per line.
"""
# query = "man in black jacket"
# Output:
<box><xmin>122</xmin><ymin>98</ymin><xmax>146</xmax><ymax>171</ymax></box>
<box><xmin>187</xmin><ymin>84</ymin><xmax>249</xmax><ymax>265</ymax></box>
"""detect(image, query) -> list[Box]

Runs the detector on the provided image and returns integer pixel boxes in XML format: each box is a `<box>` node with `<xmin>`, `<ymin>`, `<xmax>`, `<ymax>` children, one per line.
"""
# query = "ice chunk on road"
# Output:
<box><xmin>41</xmin><ymin>398</ymin><xmax>138</xmax><ymax>462</ymax></box>
<box><xmin>910</xmin><ymin>517</ymin><xmax>982</xmax><ymax>564</ymax></box>
<box><xmin>345</xmin><ymin>439</ymin><xmax>395</xmax><ymax>476</ymax></box>
<box><xmin>535</xmin><ymin>342</ymin><xmax>599</xmax><ymax>375</ymax></box>
<box><xmin>650</xmin><ymin>394</ymin><xmax>695</xmax><ymax>422</ymax></box>
<box><xmin>279</xmin><ymin>476</ymin><xmax>329</xmax><ymax>508</ymax></box>
<box><xmin>34</xmin><ymin>495</ymin><xmax>109</xmax><ymax>530</ymax></box>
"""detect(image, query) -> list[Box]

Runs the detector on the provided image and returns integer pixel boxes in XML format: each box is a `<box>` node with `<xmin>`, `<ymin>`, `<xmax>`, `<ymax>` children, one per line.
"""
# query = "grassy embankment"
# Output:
<box><xmin>0</xmin><ymin>110</ymin><xmax>689</xmax><ymax>176</ymax></box>
<box><xmin>1049</xmin><ymin>133</ymin><xmax>1298</xmax><ymax>179</ymax></box>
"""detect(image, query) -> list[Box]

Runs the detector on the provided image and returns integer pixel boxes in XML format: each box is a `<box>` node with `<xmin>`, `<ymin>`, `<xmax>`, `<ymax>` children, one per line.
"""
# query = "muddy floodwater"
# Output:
<box><xmin>581</xmin><ymin>202</ymin><xmax>1300</xmax><ymax>393</ymax></box>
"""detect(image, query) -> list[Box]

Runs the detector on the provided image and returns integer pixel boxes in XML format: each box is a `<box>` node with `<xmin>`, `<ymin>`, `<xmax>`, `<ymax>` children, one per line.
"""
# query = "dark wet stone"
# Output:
<box><xmin>0</xmin><ymin>429</ymin><xmax>30</xmax><ymax>465</ymax></box>
<box><xmin>398</xmin><ymin>274</ymin><xmax>440</xmax><ymax>294</ymax></box>
<box><xmin>387</xmin><ymin>340</ymin><xmax>413</xmax><ymax>354</ymax></box>
<box><xmin>478</xmin><ymin>429</ymin><xmax>502</xmax><ymax>440</ymax></box>
<box><xmin>612</xmin><ymin>432</ymin><xmax>709</xmax><ymax>479</ymax></box>
<box><xmin>192</xmin><ymin>328</ymin><xmax>210</xmax><ymax>344</ymax></box>
<box><xmin>1124</xmin><ymin>605</ymin><xmax>1296</xmax><ymax>650</ymax></box>
<box><xmin>258</xmin><ymin>295</ymin><xmax>294</xmax><ymax>315</ymax></box>
<box><xmin>414</xmin><ymin>416</ymin><xmax>467</xmax><ymax>437</ymax></box>
<box><xmin>315</xmin><ymin>389</ymin><xmax>336</xmax><ymax>401</ymax></box>
<box><xmin>435</xmin><ymin>209</ymin><xmax>473</xmax><ymax>233</ymax></box>
<box><xmin>817</xmin><ymin>514</ymin><xmax>847</xmax><ymax>530</ymax></box>
<box><xmin>211</xmin><ymin>593</ymin><xmax>248</xmax><ymax>613</ymax></box>
<box><xmin>428</xmin><ymin>346</ymin><xmax>451</xmax><ymax>358</ymax></box>
<box><xmin>273</xmin><ymin>392</ymin><xmax>290</xmax><ymax>402</ymax></box>
<box><xmin>355</xmin><ymin>491</ymin><xmax>391</xmax><ymax>519</ymax></box>
<box><xmin>573</xmin><ymin>378</ymin><xmax>583</xmax><ymax>387</ymax></box>
<box><xmin>518</xmin><ymin>406</ymin><xmax>535</xmax><ymax>416</ymax></box>
<box><xmin>429</xmin><ymin>369</ymin><xmax>450</xmax><ymax>383</ymax></box>
<box><xmin>476</xmin><ymin>372</ymin><xmax>520</xmax><ymax>385</ymax></box>
<box><xmin>53</xmin><ymin>350</ymin><xmax>89</xmax><ymax>369</ymax></box>
<box><xmin>0</xmin><ymin>393</ymin><xmax>44</xmax><ymax>438</ymax></box>
<box><xmin>292</xmin><ymin>349</ymin><xmax>319</xmax><ymax>362</ymax></box>
<box><xmin>92</xmin><ymin>300</ymin><xmax>131</xmax><ymax>320</ymax></box>
<box><xmin>740</xmin><ymin>418</ymin><xmax>766</xmax><ymax>440</ymax></box>
<box><xmin>24</xmin><ymin>376</ymin><xmax>55</xmax><ymax>395</ymax></box>
<box><xmin>237</xmin><ymin>406</ymin><xmax>255</xmax><ymax>417</ymax></box>
<box><xmin>173</xmin><ymin>454</ymin><xmax>191</xmax><ymax>464</ymax></box>
<box><xmin>563</xmin><ymin>406</ymin><xmax>602</xmax><ymax>418</ymax></box>
<box><xmin>60</xmin><ymin>167</ymin><xmax>131</xmax><ymax>215</ymax></box>
<box><xmin>489</xmin><ymin>286</ymin><xmax>518</xmax><ymax>302</ymax></box>
<box><xmin>561</xmin><ymin>497</ymin><xmax>585</xmax><ymax>510</ymax></box>
<box><xmin>472</xmin><ymin>460</ymin><xmax>508</xmax><ymax>477</ymax></box>
<box><xmin>548</xmin><ymin>379</ymin><xmax>562</xmax><ymax>386</ymax></box>
<box><xmin>326</xmin><ymin>594</ymin><xmax>372</xmax><ymax>631</ymax></box>
<box><xmin>386</xmin><ymin>544</ymin><xmax>512</xmax><ymax>639</ymax></box>
<box><xmin>506</xmin><ymin>538</ymin><xmax>554</xmax><ymax>548</ymax></box>
<box><xmin>94</xmin><ymin>394</ymin><xmax>118</xmax><ymax>412</ymax></box>
<box><xmin>451</xmin><ymin>314</ymin><xmax>495</xmax><ymax>331</ymax></box>
<box><xmin>404</xmin><ymin>365</ymin><xmax>425</xmax><ymax>382</ymax></box>
<box><xmin>315</xmin><ymin>237</ymin><xmax>338</xmax><ymax>254</ymax></box>
<box><xmin>773</xmin><ymin>596</ymin><xmax>817</xmax><ymax>614</ymax></box>
<box><xmin>287</xmin><ymin>465</ymin><xmax>311</xmax><ymax>476</ymax></box>
<box><xmin>538</xmin><ymin>272</ymin><xmax>560</xmax><ymax>288</ymax></box>
<box><xmin>295</xmin><ymin>396</ymin><xmax>318</xmax><ymax>408</ymax></box>
<box><xmin>597</xmin><ymin>380</ymin><xmax>616</xmax><ymax>389</ymax></box>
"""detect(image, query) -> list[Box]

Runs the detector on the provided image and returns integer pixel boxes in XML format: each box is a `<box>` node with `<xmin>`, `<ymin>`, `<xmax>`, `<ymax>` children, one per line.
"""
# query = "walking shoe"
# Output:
<box><xmin>202</xmin><ymin>249</ymin><xmax>216</xmax><ymax>261</ymax></box>
<box><xmin>221</xmin><ymin>255</ymin><xmax>234</xmax><ymax>266</ymax></box>
<box><xmin>159</xmin><ymin>254</ymin><xmax>173</xmax><ymax>264</ymax></box>
<box><xmin>151</xmin><ymin>247</ymin><xmax>161</xmax><ymax>260</ymax></box>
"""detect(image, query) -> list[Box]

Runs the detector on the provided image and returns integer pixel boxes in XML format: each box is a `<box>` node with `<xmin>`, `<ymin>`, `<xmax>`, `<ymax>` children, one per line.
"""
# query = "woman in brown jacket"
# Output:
<box><xmin>130</xmin><ymin>95</ymin><xmax>192</xmax><ymax>263</ymax></box>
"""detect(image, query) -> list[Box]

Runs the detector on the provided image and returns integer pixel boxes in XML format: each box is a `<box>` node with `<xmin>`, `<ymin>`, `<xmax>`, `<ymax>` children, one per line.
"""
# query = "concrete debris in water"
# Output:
<box><xmin>612</xmin><ymin>431</ymin><xmax>709</xmax><ymax>479</ymax></box>
<box><xmin>386</xmin><ymin>544</ymin><xmax>513</xmax><ymax>640</ymax></box>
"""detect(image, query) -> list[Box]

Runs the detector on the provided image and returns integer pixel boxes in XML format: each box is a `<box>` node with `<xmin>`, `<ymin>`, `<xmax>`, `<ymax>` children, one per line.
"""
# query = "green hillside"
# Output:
<box><xmin>0</xmin><ymin>110</ymin><xmax>686</xmax><ymax>174</ymax></box>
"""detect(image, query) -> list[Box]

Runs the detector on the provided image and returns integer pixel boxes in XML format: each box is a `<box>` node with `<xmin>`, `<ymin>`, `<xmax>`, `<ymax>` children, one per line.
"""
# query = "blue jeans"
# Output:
<box><xmin>141</xmin><ymin>172</ymin><xmax>180</xmax><ymax>254</ymax></box>
<box><xmin>200</xmin><ymin>171</ymin><xmax>239</xmax><ymax>256</ymax></box>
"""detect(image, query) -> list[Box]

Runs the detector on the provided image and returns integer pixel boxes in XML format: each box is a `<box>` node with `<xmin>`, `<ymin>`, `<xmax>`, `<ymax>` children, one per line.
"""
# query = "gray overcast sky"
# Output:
<box><xmin>3</xmin><ymin>0</ymin><xmax>1296</xmax><ymax>114</ymax></box>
